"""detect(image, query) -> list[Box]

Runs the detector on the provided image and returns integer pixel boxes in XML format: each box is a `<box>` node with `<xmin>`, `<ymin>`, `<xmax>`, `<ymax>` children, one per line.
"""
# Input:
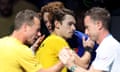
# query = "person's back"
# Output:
<box><xmin>112</xmin><ymin>39</ymin><xmax>120</xmax><ymax>71</ymax></box>
<box><xmin>0</xmin><ymin>36</ymin><xmax>19</xmax><ymax>72</ymax></box>
<box><xmin>109</xmin><ymin>36</ymin><xmax>120</xmax><ymax>72</ymax></box>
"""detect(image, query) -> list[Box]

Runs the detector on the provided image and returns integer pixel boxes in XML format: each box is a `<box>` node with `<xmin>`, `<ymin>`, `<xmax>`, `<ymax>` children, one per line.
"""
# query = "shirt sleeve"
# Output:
<box><xmin>16</xmin><ymin>46</ymin><xmax>42</xmax><ymax>72</ymax></box>
<box><xmin>55</xmin><ymin>38</ymin><xmax>70</xmax><ymax>53</ymax></box>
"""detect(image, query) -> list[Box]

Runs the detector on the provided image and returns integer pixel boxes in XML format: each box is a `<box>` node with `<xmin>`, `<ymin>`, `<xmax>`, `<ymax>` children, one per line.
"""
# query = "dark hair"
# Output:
<box><xmin>14</xmin><ymin>9</ymin><xmax>40</xmax><ymax>30</ymax></box>
<box><xmin>36</xmin><ymin>12</ymin><xmax>50</xmax><ymax>38</ymax></box>
<box><xmin>85</xmin><ymin>7</ymin><xmax>111</xmax><ymax>30</ymax></box>
<box><xmin>40</xmin><ymin>18</ymin><xmax>50</xmax><ymax>38</ymax></box>
<box><xmin>51</xmin><ymin>8</ymin><xmax>75</xmax><ymax>30</ymax></box>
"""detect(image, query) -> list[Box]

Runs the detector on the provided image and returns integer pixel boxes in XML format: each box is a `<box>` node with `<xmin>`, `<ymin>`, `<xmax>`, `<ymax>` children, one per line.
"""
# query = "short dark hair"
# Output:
<box><xmin>85</xmin><ymin>7</ymin><xmax>111</xmax><ymax>29</ymax></box>
<box><xmin>51</xmin><ymin>8</ymin><xmax>75</xmax><ymax>30</ymax></box>
<box><xmin>14</xmin><ymin>9</ymin><xmax>40</xmax><ymax>30</ymax></box>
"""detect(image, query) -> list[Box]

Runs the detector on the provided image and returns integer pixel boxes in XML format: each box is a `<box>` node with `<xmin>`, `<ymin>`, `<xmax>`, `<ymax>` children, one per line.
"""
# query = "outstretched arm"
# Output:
<box><xmin>58</xmin><ymin>48</ymin><xmax>103</xmax><ymax>72</ymax></box>
<box><xmin>37</xmin><ymin>61</ymin><xmax>64</xmax><ymax>72</ymax></box>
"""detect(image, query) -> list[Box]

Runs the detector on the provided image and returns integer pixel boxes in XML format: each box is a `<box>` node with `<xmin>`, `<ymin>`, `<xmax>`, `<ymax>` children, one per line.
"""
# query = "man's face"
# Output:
<box><xmin>26</xmin><ymin>17</ymin><xmax>41</xmax><ymax>45</ymax></box>
<box><xmin>84</xmin><ymin>16</ymin><xmax>98</xmax><ymax>41</ymax></box>
<box><xmin>43</xmin><ymin>12</ymin><xmax>52</xmax><ymax>33</ymax></box>
<box><xmin>58</xmin><ymin>14</ymin><xmax>76</xmax><ymax>39</ymax></box>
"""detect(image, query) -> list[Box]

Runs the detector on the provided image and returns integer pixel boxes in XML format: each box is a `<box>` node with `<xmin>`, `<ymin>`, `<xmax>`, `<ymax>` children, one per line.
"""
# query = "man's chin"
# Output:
<box><xmin>25</xmin><ymin>40</ymin><xmax>34</xmax><ymax>46</ymax></box>
<box><xmin>66</xmin><ymin>36</ymin><xmax>72</xmax><ymax>39</ymax></box>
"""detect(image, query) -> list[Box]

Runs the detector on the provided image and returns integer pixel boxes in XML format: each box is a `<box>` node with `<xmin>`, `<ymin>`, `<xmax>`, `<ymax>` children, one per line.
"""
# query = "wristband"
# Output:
<box><xmin>85</xmin><ymin>47</ymin><xmax>93</xmax><ymax>54</ymax></box>
<box><xmin>69</xmin><ymin>65</ymin><xmax>77</xmax><ymax>72</ymax></box>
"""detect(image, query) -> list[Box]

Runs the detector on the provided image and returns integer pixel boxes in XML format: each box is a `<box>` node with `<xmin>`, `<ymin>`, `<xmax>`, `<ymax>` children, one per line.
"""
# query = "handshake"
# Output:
<box><xmin>58</xmin><ymin>48</ymin><xmax>79</xmax><ymax>72</ymax></box>
<box><xmin>58</xmin><ymin>37</ymin><xmax>95</xmax><ymax>65</ymax></box>
<box><xmin>58</xmin><ymin>37</ymin><xmax>95</xmax><ymax>71</ymax></box>
<box><xmin>58</xmin><ymin>48</ymin><xmax>75</xmax><ymax>66</ymax></box>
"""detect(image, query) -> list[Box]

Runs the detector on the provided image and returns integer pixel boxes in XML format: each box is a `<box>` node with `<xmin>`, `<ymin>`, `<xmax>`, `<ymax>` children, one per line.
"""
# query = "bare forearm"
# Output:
<box><xmin>66</xmin><ymin>63</ymin><xmax>103</xmax><ymax>72</ymax></box>
<box><xmin>52</xmin><ymin>62</ymin><xmax>64</xmax><ymax>72</ymax></box>
<box><xmin>37</xmin><ymin>62</ymin><xmax>64</xmax><ymax>72</ymax></box>
<box><xmin>74</xmin><ymin>51</ymin><xmax>91</xmax><ymax>69</ymax></box>
<box><xmin>66</xmin><ymin>62</ymin><xmax>89</xmax><ymax>72</ymax></box>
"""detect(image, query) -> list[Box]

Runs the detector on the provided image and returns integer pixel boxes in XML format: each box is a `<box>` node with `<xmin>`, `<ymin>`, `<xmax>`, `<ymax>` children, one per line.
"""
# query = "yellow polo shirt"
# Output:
<box><xmin>36</xmin><ymin>34</ymin><xmax>70</xmax><ymax>72</ymax></box>
<box><xmin>0</xmin><ymin>36</ymin><xmax>42</xmax><ymax>72</ymax></box>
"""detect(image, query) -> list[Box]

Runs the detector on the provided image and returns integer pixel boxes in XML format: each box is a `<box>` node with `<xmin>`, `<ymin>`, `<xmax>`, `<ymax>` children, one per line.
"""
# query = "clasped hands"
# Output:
<box><xmin>59</xmin><ymin>48</ymin><xmax>75</xmax><ymax>67</ymax></box>
<box><xmin>59</xmin><ymin>37</ymin><xmax>95</xmax><ymax>66</ymax></box>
